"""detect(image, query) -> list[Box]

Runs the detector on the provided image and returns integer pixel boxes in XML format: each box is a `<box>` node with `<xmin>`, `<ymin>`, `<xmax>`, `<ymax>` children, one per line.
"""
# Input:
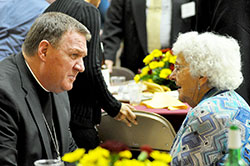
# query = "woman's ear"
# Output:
<box><xmin>199</xmin><ymin>76</ymin><xmax>208</xmax><ymax>87</ymax></box>
<box><xmin>38</xmin><ymin>40</ymin><xmax>50</xmax><ymax>62</ymax></box>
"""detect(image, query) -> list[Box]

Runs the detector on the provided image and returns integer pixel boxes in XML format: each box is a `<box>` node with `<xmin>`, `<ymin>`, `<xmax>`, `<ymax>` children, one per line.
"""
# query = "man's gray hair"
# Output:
<box><xmin>22</xmin><ymin>12</ymin><xmax>91</xmax><ymax>56</ymax></box>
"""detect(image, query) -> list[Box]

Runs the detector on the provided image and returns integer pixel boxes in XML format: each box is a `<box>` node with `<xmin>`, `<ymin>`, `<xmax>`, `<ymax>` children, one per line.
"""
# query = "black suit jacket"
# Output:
<box><xmin>195</xmin><ymin>0</ymin><xmax>250</xmax><ymax>104</ymax></box>
<box><xmin>44</xmin><ymin>0</ymin><xmax>121</xmax><ymax>127</ymax></box>
<box><xmin>102</xmin><ymin>0</ymin><xmax>196</xmax><ymax>73</ymax></box>
<box><xmin>0</xmin><ymin>53</ymin><xmax>77</xmax><ymax>166</ymax></box>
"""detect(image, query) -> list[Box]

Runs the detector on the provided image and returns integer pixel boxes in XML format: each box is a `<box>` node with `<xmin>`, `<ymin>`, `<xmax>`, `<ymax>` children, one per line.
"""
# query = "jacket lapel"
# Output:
<box><xmin>26</xmin><ymin>93</ymin><xmax>53</xmax><ymax>158</ymax></box>
<box><xmin>131</xmin><ymin>0</ymin><xmax>148</xmax><ymax>55</ymax></box>
<box><xmin>53</xmin><ymin>93</ymin><xmax>69</xmax><ymax>154</ymax></box>
<box><xmin>15</xmin><ymin>53</ymin><xmax>53</xmax><ymax>158</ymax></box>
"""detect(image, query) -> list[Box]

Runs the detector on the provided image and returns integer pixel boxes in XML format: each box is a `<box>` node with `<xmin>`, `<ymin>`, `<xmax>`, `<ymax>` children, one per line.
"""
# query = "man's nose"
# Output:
<box><xmin>75</xmin><ymin>58</ymin><xmax>85</xmax><ymax>72</ymax></box>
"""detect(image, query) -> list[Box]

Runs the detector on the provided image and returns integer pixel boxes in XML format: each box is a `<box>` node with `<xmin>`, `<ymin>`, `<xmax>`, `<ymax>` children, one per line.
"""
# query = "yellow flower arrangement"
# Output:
<box><xmin>134</xmin><ymin>49</ymin><xmax>177</xmax><ymax>90</ymax></box>
<box><xmin>62</xmin><ymin>141</ymin><xmax>171</xmax><ymax>166</ymax></box>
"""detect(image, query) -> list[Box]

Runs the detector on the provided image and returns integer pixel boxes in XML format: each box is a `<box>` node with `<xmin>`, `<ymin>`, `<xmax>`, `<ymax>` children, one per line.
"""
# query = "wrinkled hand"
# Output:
<box><xmin>105</xmin><ymin>59</ymin><xmax>114</xmax><ymax>73</ymax></box>
<box><xmin>114</xmin><ymin>103</ymin><xmax>138</xmax><ymax>127</ymax></box>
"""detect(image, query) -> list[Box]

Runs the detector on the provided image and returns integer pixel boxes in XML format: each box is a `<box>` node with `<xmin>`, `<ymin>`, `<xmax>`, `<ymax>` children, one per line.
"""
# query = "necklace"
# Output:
<box><xmin>42</xmin><ymin>114</ymin><xmax>61</xmax><ymax>161</ymax></box>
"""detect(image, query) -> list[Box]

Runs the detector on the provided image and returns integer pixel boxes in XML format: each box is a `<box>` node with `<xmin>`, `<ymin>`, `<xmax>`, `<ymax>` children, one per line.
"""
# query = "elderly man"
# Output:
<box><xmin>0</xmin><ymin>12</ymin><xmax>91</xmax><ymax>165</ymax></box>
<box><xmin>45</xmin><ymin>0</ymin><xmax>137</xmax><ymax>151</ymax></box>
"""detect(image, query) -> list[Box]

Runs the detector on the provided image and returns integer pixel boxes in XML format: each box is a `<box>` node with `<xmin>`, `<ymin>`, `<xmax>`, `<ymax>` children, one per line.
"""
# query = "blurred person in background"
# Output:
<box><xmin>44</xmin><ymin>0</ymin><xmax>137</xmax><ymax>151</ymax></box>
<box><xmin>98</xmin><ymin>0</ymin><xmax>110</xmax><ymax>31</ymax></box>
<box><xmin>0</xmin><ymin>0</ymin><xmax>55</xmax><ymax>61</ymax></box>
<box><xmin>169</xmin><ymin>31</ymin><xmax>250</xmax><ymax>165</ymax></box>
<box><xmin>195</xmin><ymin>0</ymin><xmax>250</xmax><ymax>105</ymax></box>
<box><xmin>101</xmin><ymin>0</ymin><xmax>196</xmax><ymax>74</ymax></box>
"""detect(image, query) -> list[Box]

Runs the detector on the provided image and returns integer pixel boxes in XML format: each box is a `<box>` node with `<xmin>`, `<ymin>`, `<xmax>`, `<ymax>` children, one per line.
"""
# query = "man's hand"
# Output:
<box><xmin>105</xmin><ymin>59</ymin><xmax>114</xmax><ymax>73</ymax></box>
<box><xmin>85</xmin><ymin>0</ymin><xmax>101</xmax><ymax>7</ymax></box>
<box><xmin>114</xmin><ymin>103</ymin><xmax>138</xmax><ymax>127</ymax></box>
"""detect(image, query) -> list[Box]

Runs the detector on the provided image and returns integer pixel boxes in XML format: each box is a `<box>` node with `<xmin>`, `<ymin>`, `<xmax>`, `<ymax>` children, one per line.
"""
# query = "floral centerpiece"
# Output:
<box><xmin>62</xmin><ymin>140</ymin><xmax>172</xmax><ymax>166</ymax></box>
<box><xmin>134</xmin><ymin>49</ymin><xmax>177</xmax><ymax>91</ymax></box>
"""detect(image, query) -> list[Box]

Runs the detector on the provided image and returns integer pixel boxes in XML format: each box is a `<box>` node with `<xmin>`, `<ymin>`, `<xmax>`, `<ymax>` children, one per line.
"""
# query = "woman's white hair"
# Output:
<box><xmin>172</xmin><ymin>31</ymin><xmax>243</xmax><ymax>90</ymax></box>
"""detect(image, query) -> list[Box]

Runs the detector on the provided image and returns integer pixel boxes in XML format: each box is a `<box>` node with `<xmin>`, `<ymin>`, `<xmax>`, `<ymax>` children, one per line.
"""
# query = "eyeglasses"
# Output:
<box><xmin>173</xmin><ymin>64</ymin><xmax>188</xmax><ymax>73</ymax></box>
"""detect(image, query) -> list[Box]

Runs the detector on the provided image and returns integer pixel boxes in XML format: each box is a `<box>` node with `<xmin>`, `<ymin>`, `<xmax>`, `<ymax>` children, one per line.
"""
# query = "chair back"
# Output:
<box><xmin>110</xmin><ymin>66</ymin><xmax>135</xmax><ymax>80</ymax></box>
<box><xmin>97</xmin><ymin>110</ymin><xmax>176</xmax><ymax>151</ymax></box>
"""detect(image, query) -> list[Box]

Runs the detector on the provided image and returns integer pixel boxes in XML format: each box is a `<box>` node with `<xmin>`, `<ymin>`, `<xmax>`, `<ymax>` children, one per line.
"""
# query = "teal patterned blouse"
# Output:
<box><xmin>170</xmin><ymin>90</ymin><xmax>250</xmax><ymax>165</ymax></box>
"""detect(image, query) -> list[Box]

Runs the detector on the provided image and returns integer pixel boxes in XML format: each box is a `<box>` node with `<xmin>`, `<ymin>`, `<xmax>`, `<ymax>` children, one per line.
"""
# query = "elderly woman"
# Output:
<box><xmin>169</xmin><ymin>32</ymin><xmax>250</xmax><ymax>165</ymax></box>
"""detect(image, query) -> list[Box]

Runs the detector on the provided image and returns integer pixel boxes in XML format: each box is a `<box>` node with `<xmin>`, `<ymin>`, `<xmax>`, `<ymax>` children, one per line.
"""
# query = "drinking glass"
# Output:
<box><xmin>128</xmin><ymin>83</ymin><xmax>142</xmax><ymax>105</ymax></box>
<box><xmin>110</xmin><ymin>76</ymin><xmax>125</xmax><ymax>86</ymax></box>
<box><xmin>34</xmin><ymin>159</ymin><xmax>65</xmax><ymax>166</ymax></box>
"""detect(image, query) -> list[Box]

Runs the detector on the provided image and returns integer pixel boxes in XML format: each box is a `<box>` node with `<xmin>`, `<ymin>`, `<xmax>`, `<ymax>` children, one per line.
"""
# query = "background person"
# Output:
<box><xmin>169</xmin><ymin>31</ymin><xmax>250</xmax><ymax>165</ymax></box>
<box><xmin>101</xmin><ymin>0</ymin><xmax>195</xmax><ymax>74</ymax></box>
<box><xmin>0</xmin><ymin>12</ymin><xmax>91</xmax><ymax>165</ymax></box>
<box><xmin>44</xmin><ymin>0</ymin><xmax>137</xmax><ymax>151</ymax></box>
<box><xmin>0</xmin><ymin>0</ymin><xmax>55</xmax><ymax>61</ymax></box>
<box><xmin>98</xmin><ymin>0</ymin><xmax>110</xmax><ymax>31</ymax></box>
<box><xmin>195</xmin><ymin>0</ymin><xmax>250</xmax><ymax>105</ymax></box>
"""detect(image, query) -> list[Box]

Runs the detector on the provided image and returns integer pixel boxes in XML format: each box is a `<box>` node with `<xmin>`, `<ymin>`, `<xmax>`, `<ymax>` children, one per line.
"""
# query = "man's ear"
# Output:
<box><xmin>38</xmin><ymin>40</ymin><xmax>50</xmax><ymax>62</ymax></box>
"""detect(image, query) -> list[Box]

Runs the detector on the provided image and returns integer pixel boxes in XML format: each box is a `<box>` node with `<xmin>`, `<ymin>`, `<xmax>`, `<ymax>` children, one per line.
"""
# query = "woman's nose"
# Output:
<box><xmin>169</xmin><ymin>70</ymin><xmax>176</xmax><ymax>81</ymax></box>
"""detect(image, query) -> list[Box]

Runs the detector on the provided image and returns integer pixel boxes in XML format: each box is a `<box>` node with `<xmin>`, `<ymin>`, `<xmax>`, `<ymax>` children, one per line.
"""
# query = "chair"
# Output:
<box><xmin>110</xmin><ymin>66</ymin><xmax>135</xmax><ymax>81</ymax></box>
<box><xmin>97</xmin><ymin>110</ymin><xmax>176</xmax><ymax>151</ymax></box>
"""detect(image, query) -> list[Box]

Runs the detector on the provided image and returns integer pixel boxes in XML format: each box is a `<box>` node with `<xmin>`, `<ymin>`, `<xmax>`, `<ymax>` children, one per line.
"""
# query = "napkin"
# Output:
<box><xmin>141</xmin><ymin>92</ymin><xmax>188</xmax><ymax>110</ymax></box>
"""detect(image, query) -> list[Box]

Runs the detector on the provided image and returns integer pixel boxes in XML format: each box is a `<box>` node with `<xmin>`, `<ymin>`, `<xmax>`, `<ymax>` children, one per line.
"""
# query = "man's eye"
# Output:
<box><xmin>70</xmin><ymin>54</ymin><xmax>78</xmax><ymax>59</ymax></box>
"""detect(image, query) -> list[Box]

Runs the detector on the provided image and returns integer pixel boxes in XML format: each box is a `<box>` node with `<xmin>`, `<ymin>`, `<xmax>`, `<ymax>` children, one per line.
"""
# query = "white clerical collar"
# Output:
<box><xmin>25</xmin><ymin>60</ymin><xmax>49</xmax><ymax>92</ymax></box>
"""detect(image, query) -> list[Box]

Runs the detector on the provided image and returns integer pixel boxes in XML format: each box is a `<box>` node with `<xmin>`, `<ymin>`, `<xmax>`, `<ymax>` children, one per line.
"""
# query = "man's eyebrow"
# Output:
<box><xmin>68</xmin><ymin>48</ymin><xmax>86</xmax><ymax>54</ymax></box>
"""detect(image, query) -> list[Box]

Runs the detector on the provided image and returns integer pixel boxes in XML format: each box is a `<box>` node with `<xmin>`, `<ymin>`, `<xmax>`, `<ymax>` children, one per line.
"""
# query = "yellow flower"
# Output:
<box><xmin>62</xmin><ymin>144</ymin><xmax>172</xmax><ymax>166</ymax></box>
<box><xmin>134</xmin><ymin>74</ymin><xmax>141</xmax><ymax>83</ymax></box>
<box><xmin>150</xmin><ymin>150</ymin><xmax>172</xmax><ymax>163</ymax></box>
<box><xmin>151</xmin><ymin>49</ymin><xmax>163</xmax><ymax>58</ymax></box>
<box><xmin>96</xmin><ymin>157</ymin><xmax>110</xmax><ymax>166</ymax></box>
<box><xmin>147</xmin><ymin>79</ymin><xmax>153</xmax><ymax>83</ymax></box>
<box><xmin>79</xmin><ymin>154</ymin><xmax>96</xmax><ymax>164</ymax></box>
<box><xmin>162</xmin><ymin>51</ymin><xmax>171</xmax><ymax>62</ymax></box>
<box><xmin>79</xmin><ymin>147</ymin><xmax>110</xmax><ymax>165</ymax></box>
<box><xmin>151</xmin><ymin>160</ymin><xmax>169</xmax><ymax>166</ymax></box>
<box><xmin>143</xmin><ymin>54</ymin><xmax>154</xmax><ymax>65</ymax></box>
<box><xmin>159</xmin><ymin>68</ymin><xmax>172</xmax><ymax>79</ymax></box>
<box><xmin>91</xmin><ymin>147</ymin><xmax>110</xmax><ymax>158</ymax></box>
<box><xmin>119</xmin><ymin>150</ymin><xmax>132</xmax><ymax>159</ymax></box>
<box><xmin>140</xmin><ymin>66</ymin><xmax>150</xmax><ymax>77</ymax></box>
<box><xmin>135</xmin><ymin>48</ymin><xmax>177</xmax><ymax>90</ymax></box>
<box><xmin>158</xmin><ymin>61</ymin><xmax>165</xmax><ymax>68</ymax></box>
<box><xmin>149</xmin><ymin>61</ymin><xmax>158</xmax><ymax>69</ymax></box>
<box><xmin>169</xmin><ymin>54</ymin><xmax>177</xmax><ymax>64</ymax></box>
<box><xmin>62</xmin><ymin>148</ymin><xmax>85</xmax><ymax>163</ymax></box>
<box><xmin>114</xmin><ymin>159</ymin><xmax>145</xmax><ymax>166</ymax></box>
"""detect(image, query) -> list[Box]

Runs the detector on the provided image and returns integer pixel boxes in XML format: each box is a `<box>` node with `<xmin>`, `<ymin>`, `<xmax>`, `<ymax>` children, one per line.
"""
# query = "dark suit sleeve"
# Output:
<box><xmin>101</xmin><ymin>0</ymin><xmax>125</xmax><ymax>63</ymax></box>
<box><xmin>0</xmin><ymin>91</ymin><xmax>19</xmax><ymax>165</ymax></box>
